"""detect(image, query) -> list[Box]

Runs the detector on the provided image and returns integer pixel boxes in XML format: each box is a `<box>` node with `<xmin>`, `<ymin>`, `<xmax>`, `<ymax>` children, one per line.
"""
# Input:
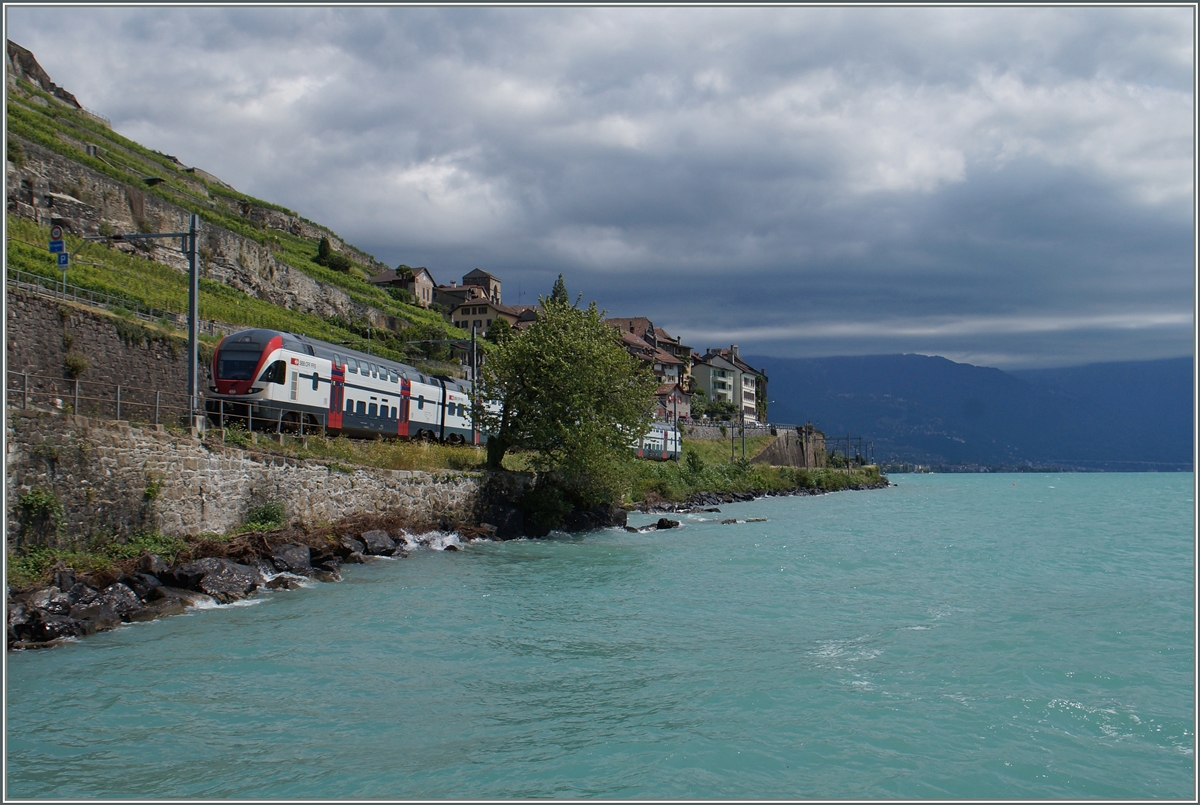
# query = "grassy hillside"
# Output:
<box><xmin>6</xmin><ymin>77</ymin><xmax>471</xmax><ymax>368</ymax></box>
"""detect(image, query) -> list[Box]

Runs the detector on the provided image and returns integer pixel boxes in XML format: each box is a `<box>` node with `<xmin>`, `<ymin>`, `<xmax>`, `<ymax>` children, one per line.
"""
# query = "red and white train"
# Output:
<box><xmin>206</xmin><ymin>328</ymin><xmax>479</xmax><ymax>443</ymax></box>
<box><xmin>206</xmin><ymin>327</ymin><xmax>682</xmax><ymax>458</ymax></box>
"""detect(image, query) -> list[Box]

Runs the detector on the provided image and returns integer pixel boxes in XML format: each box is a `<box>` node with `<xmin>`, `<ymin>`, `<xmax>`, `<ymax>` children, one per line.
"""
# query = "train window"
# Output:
<box><xmin>311</xmin><ymin>373</ymin><xmax>319</xmax><ymax>391</ymax></box>
<box><xmin>391</xmin><ymin>407</ymin><xmax>397</xmax><ymax>419</ymax></box>
<box><xmin>369</xmin><ymin>403</ymin><xmax>378</xmax><ymax>417</ymax></box>
<box><xmin>356</xmin><ymin>401</ymin><xmax>366</xmax><ymax>415</ymax></box>
<box><xmin>257</xmin><ymin>360</ymin><xmax>286</xmax><ymax>385</ymax></box>
<box><xmin>347</xmin><ymin>358</ymin><xmax>358</xmax><ymax>374</ymax></box>
<box><xmin>390</xmin><ymin>370</ymin><xmax>399</xmax><ymax>383</ymax></box>
<box><xmin>460</xmin><ymin>404</ymin><xmax>467</xmax><ymax>418</ymax></box>
<box><xmin>345</xmin><ymin>399</ymin><xmax>354</xmax><ymax>413</ymax></box>
<box><xmin>417</xmin><ymin>396</ymin><xmax>424</xmax><ymax>410</ymax></box>
<box><xmin>333</xmin><ymin>353</ymin><xmax>343</xmax><ymax>369</ymax></box>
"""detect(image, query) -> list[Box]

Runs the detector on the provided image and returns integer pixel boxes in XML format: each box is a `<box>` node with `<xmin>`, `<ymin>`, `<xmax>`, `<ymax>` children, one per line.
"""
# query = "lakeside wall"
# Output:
<box><xmin>6</xmin><ymin>410</ymin><xmax>483</xmax><ymax>550</ymax></box>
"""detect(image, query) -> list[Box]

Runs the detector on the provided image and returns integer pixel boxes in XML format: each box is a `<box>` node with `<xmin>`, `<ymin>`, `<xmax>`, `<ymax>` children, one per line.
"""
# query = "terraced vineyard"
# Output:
<box><xmin>6</xmin><ymin>70</ymin><xmax>471</xmax><ymax>370</ymax></box>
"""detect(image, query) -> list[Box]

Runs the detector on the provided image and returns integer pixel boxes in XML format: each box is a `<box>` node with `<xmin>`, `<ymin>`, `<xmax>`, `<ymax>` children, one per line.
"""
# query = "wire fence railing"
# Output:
<box><xmin>7</xmin><ymin>370</ymin><xmax>195</xmax><ymax>428</ymax></box>
<box><xmin>5</xmin><ymin>266</ymin><xmax>224</xmax><ymax>336</ymax></box>
<box><xmin>8</xmin><ymin>371</ymin><xmax>330</xmax><ymax>439</ymax></box>
<box><xmin>204</xmin><ymin>398</ymin><xmax>327</xmax><ymax>437</ymax></box>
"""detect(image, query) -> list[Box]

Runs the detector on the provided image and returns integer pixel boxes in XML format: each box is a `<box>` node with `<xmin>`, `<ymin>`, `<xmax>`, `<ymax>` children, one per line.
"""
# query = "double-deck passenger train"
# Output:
<box><xmin>206</xmin><ymin>327</ymin><xmax>681</xmax><ymax>459</ymax></box>
<box><xmin>206</xmin><ymin>328</ymin><xmax>479</xmax><ymax>443</ymax></box>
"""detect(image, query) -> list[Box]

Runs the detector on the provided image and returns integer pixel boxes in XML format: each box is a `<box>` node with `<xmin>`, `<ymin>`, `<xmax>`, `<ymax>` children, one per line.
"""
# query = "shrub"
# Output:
<box><xmin>223</xmin><ymin>422</ymin><xmax>251</xmax><ymax>447</ymax></box>
<box><xmin>243</xmin><ymin>500</ymin><xmax>285</xmax><ymax>531</ymax></box>
<box><xmin>63</xmin><ymin>352</ymin><xmax>88</xmax><ymax>378</ymax></box>
<box><xmin>17</xmin><ymin>487</ymin><xmax>63</xmax><ymax>542</ymax></box>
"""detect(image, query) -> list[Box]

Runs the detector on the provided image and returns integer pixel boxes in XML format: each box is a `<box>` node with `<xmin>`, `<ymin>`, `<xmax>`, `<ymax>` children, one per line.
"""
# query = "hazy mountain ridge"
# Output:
<box><xmin>750</xmin><ymin>353</ymin><xmax>1193</xmax><ymax>470</ymax></box>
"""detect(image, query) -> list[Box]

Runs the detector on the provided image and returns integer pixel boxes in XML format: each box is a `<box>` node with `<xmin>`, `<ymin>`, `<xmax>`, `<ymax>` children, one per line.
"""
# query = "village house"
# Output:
<box><xmin>450</xmin><ymin>299</ymin><xmax>522</xmax><ymax>334</ymax></box>
<box><xmin>655</xmin><ymin>381</ymin><xmax>692</xmax><ymax>423</ymax></box>
<box><xmin>605</xmin><ymin>317</ymin><xmax>692</xmax><ymax>387</ymax></box>
<box><xmin>367</xmin><ymin>266</ymin><xmax>435</xmax><ymax>308</ymax></box>
<box><xmin>691</xmin><ymin>345</ymin><xmax>767</xmax><ymax>422</ymax></box>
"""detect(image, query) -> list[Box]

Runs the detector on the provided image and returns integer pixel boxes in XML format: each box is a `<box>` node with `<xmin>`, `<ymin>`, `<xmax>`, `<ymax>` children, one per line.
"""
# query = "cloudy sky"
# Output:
<box><xmin>6</xmin><ymin>6</ymin><xmax>1195</xmax><ymax>368</ymax></box>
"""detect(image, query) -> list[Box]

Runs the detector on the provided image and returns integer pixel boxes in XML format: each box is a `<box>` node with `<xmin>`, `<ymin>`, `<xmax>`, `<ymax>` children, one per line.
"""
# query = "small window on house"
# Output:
<box><xmin>356</xmin><ymin>401</ymin><xmax>366</xmax><ymax>415</ymax></box>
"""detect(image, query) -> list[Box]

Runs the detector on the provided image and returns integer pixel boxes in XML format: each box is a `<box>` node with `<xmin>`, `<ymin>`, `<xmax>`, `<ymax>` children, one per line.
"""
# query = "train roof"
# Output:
<box><xmin>217</xmin><ymin>328</ymin><xmax>474</xmax><ymax>391</ymax></box>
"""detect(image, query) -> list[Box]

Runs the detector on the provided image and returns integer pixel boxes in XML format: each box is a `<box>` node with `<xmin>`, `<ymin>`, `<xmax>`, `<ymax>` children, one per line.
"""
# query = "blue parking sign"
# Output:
<box><xmin>57</xmin><ymin>253</ymin><xmax>69</xmax><ymax>267</ymax></box>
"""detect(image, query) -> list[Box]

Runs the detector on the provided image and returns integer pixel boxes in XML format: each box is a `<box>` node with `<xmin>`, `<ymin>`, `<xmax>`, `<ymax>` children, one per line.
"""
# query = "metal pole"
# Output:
<box><xmin>471</xmin><ymin>325</ymin><xmax>478</xmax><ymax>445</ymax></box>
<box><xmin>155</xmin><ymin>390</ymin><xmax>160</xmax><ymax>424</ymax></box>
<box><xmin>116</xmin><ymin>385</ymin><xmax>122</xmax><ymax>420</ymax></box>
<box><xmin>187</xmin><ymin>214</ymin><xmax>199</xmax><ymax>427</ymax></box>
<box><xmin>22</xmin><ymin>373</ymin><xmax>28</xmax><ymax>410</ymax></box>
<box><xmin>74</xmin><ymin>378</ymin><xmax>79</xmax><ymax>413</ymax></box>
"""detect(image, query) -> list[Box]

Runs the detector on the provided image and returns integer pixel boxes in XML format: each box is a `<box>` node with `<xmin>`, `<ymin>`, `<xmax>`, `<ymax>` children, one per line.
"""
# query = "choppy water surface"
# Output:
<box><xmin>6</xmin><ymin>473</ymin><xmax>1195</xmax><ymax>799</ymax></box>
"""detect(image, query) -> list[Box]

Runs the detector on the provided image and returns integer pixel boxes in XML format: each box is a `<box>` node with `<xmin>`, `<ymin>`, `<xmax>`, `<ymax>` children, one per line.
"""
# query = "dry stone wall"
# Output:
<box><xmin>6</xmin><ymin>288</ymin><xmax>195</xmax><ymax>415</ymax></box>
<box><xmin>6</xmin><ymin>410</ymin><xmax>483</xmax><ymax>549</ymax></box>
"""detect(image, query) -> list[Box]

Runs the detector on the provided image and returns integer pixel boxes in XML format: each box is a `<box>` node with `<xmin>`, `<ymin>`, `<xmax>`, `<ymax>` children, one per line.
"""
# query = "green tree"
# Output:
<box><xmin>484</xmin><ymin>316</ymin><xmax>512</xmax><ymax>345</ymax></box>
<box><xmin>690</xmin><ymin>387</ymin><xmax>708</xmax><ymax>418</ymax></box>
<box><xmin>550</xmin><ymin>273</ymin><xmax>569</xmax><ymax>303</ymax></box>
<box><xmin>478</xmin><ymin>296</ymin><xmax>659</xmax><ymax>510</ymax></box>
<box><xmin>314</xmin><ymin>236</ymin><xmax>352</xmax><ymax>272</ymax></box>
<box><xmin>386</xmin><ymin>286</ymin><xmax>414</xmax><ymax>305</ymax></box>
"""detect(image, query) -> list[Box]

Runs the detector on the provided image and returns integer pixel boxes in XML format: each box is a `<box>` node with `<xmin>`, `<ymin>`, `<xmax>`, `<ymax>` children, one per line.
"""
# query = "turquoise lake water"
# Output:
<box><xmin>5</xmin><ymin>473</ymin><xmax>1195</xmax><ymax>799</ymax></box>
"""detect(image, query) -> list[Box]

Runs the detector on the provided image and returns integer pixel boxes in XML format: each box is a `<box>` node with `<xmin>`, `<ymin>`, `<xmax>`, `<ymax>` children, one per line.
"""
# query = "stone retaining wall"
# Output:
<box><xmin>6</xmin><ymin>288</ymin><xmax>194</xmax><ymax>414</ymax></box>
<box><xmin>680</xmin><ymin>422</ymin><xmax>776</xmax><ymax>440</ymax></box>
<box><xmin>6</xmin><ymin>410</ymin><xmax>483</xmax><ymax>549</ymax></box>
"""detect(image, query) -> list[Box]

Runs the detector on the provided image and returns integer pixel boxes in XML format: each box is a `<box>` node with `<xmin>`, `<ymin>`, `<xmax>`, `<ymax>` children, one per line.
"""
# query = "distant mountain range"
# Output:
<box><xmin>746</xmin><ymin>354</ymin><xmax>1193</xmax><ymax>470</ymax></box>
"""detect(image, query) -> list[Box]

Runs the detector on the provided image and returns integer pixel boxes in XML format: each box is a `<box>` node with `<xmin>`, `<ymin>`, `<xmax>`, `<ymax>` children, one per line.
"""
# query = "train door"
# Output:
<box><xmin>398</xmin><ymin>378</ymin><xmax>411</xmax><ymax>437</ymax></box>
<box><xmin>328</xmin><ymin>365</ymin><xmax>345</xmax><ymax>431</ymax></box>
<box><xmin>438</xmin><ymin>379</ymin><xmax>448</xmax><ymax>442</ymax></box>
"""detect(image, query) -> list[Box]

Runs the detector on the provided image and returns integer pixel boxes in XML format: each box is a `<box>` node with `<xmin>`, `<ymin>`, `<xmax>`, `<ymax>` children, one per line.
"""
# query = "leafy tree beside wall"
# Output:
<box><xmin>478</xmin><ymin>294</ymin><xmax>659</xmax><ymax>523</ymax></box>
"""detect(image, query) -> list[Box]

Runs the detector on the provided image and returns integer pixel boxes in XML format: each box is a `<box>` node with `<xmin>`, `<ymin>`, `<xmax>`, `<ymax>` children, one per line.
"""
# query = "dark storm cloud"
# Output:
<box><xmin>6</xmin><ymin>6</ymin><xmax>1193</xmax><ymax>368</ymax></box>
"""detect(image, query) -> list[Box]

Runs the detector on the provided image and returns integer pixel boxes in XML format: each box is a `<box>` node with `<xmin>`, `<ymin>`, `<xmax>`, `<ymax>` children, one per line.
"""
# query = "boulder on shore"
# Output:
<box><xmin>269</xmin><ymin>544</ymin><xmax>312</xmax><ymax>575</ymax></box>
<box><xmin>169</xmin><ymin>558</ymin><xmax>258</xmax><ymax>603</ymax></box>
<box><xmin>360</xmin><ymin>529</ymin><xmax>397</xmax><ymax>556</ymax></box>
<box><xmin>137</xmin><ymin>553</ymin><xmax>171</xmax><ymax>577</ymax></box>
<box><xmin>97</xmin><ymin>582</ymin><xmax>145</xmax><ymax>619</ymax></box>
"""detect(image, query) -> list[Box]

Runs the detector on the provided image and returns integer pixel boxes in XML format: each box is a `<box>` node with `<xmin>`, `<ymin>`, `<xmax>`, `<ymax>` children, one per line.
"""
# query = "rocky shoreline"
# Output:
<box><xmin>634</xmin><ymin>478</ymin><xmax>893</xmax><ymax>514</ymax></box>
<box><xmin>8</xmin><ymin>479</ymin><xmax>891</xmax><ymax>652</ymax></box>
<box><xmin>6</xmin><ymin>517</ymin><xmax>488</xmax><ymax>652</ymax></box>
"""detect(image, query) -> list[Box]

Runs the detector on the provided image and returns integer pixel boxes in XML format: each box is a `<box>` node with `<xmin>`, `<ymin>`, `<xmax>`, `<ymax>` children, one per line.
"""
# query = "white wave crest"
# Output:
<box><xmin>395</xmin><ymin>529</ymin><xmax>465</xmax><ymax>552</ymax></box>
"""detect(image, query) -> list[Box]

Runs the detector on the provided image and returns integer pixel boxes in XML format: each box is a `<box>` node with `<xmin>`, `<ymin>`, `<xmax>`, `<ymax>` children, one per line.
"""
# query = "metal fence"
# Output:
<box><xmin>205</xmin><ymin>398</ymin><xmax>326</xmax><ymax>437</ymax></box>
<box><xmin>7</xmin><ymin>370</ymin><xmax>194</xmax><ymax>427</ymax></box>
<box><xmin>6</xmin><ymin>266</ymin><xmax>223</xmax><ymax>336</ymax></box>
<box><xmin>8</xmin><ymin>371</ymin><xmax>331</xmax><ymax>438</ymax></box>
